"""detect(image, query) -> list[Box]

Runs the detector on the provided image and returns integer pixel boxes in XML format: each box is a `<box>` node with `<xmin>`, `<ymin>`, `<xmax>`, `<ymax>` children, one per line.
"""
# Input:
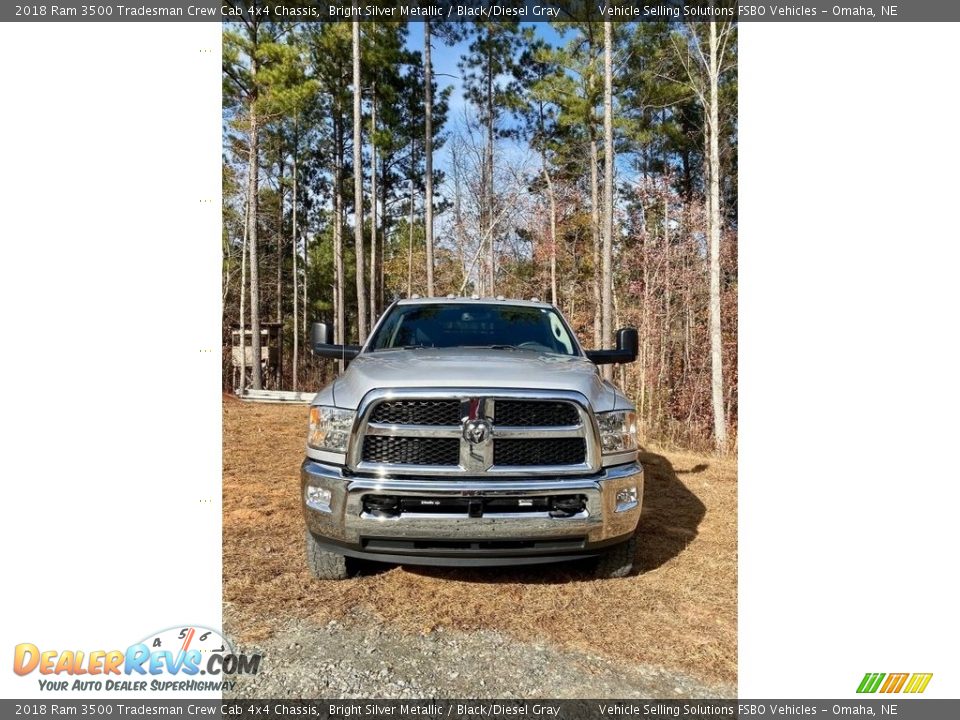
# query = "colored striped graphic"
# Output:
<box><xmin>857</xmin><ymin>672</ymin><xmax>932</xmax><ymax>694</ymax></box>
<box><xmin>879</xmin><ymin>673</ymin><xmax>909</xmax><ymax>693</ymax></box>
<box><xmin>903</xmin><ymin>673</ymin><xmax>933</xmax><ymax>693</ymax></box>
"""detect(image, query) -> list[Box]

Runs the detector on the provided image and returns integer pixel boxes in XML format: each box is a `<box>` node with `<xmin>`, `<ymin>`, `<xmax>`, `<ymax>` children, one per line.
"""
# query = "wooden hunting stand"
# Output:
<box><xmin>231</xmin><ymin>322</ymin><xmax>282</xmax><ymax>391</ymax></box>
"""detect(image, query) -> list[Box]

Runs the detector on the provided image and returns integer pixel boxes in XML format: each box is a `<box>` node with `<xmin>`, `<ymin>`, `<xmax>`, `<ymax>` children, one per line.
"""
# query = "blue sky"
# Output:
<box><xmin>404</xmin><ymin>21</ymin><xmax>565</xmax><ymax>89</ymax></box>
<box><xmin>399</xmin><ymin>22</ymin><xmax>647</xmax><ymax>197</ymax></box>
<box><xmin>403</xmin><ymin>22</ymin><xmax>566</xmax><ymax>170</ymax></box>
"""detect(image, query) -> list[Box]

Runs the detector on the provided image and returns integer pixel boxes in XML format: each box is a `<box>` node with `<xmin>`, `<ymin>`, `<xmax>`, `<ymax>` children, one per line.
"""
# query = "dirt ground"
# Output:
<box><xmin>222</xmin><ymin>396</ymin><xmax>737</xmax><ymax>695</ymax></box>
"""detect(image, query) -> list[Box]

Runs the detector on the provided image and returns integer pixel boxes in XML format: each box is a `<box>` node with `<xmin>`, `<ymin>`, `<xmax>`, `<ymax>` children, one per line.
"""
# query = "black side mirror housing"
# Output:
<box><xmin>616</xmin><ymin>327</ymin><xmax>639</xmax><ymax>359</ymax></box>
<box><xmin>311</xmin><ymin>322</ymin><xmax>361</xmax><ymax>362</ymax></box>
<box><xmin>311</xmin><ymin>322</ymin><xmax>332</xmax><ymax>347</ymax></box>
<box><xmin>586</xmin><ymin>327</ymin><xmax>639</xmax><ymax>365</ymax></box>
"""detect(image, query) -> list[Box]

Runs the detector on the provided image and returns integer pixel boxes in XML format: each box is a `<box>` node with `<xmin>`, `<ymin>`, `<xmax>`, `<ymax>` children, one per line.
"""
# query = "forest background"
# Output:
<box><xmin>222</xmin><ymin>12</ymin><xmax>737</xmax><ymax>452</ymax></box>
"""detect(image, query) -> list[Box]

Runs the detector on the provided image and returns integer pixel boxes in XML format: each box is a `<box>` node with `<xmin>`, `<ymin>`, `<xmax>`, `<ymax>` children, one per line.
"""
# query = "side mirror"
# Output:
<box><xmin>311</xmin><ymin>321</ymin><xmax>361</xmax><ymax>362</ymax></box>
<box><xmin>311</xmin><ymin>322</ymin><xmax>332</xmax><ymax>347</ymax></box>
<box><xmin>616</xmin><ymin>327</ymin><xmax>639</xmax><ymax>360</ymax></box>
<box><xmin>586</xmin><ymin>327</ymin><xmax>639</xmax><ymax>365</ymax></box>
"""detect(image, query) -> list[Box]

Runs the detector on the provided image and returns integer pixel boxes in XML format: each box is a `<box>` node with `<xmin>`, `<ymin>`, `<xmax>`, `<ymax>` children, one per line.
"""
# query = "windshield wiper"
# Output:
<box><xmin>459</xmin><ymin>344</ymin><xmax>528</xmax><ymax>351</ymax></box>
<box><xmin>372</xmin><ymin>344</ymin><xmax>431</xmax><ymax>352</ymax></box>
<box><xmin>382</xmin><ymin>344</ymin><xmax>534</xmax><ymax>352</ymax></box>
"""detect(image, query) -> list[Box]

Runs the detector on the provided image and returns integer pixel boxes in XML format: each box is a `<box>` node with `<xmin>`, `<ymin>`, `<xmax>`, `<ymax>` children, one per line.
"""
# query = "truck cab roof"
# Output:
<box><xmin>394</xmin><ymin>296</ymin><xmax>553</xmax><ymax>309</ymax></box>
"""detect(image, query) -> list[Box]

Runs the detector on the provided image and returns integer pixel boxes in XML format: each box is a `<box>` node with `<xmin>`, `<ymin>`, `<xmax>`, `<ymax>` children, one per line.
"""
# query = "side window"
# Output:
<box><xmin>372</xmin><ymin>311</ymin><xmax>403</xmax><ymax>349</ymax></box>
<box><xmin>547</xmin><ymin>312</ymin><xmax>574</xmax><ymax>355</ymax></box>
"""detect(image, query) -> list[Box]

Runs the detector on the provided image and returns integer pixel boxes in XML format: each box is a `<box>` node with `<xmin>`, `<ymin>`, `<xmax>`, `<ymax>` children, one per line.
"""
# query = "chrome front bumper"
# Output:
<box><xmin>301</xmin><ymin>459</ymin><xmax>643</xmax><ymax>565</ymax></box>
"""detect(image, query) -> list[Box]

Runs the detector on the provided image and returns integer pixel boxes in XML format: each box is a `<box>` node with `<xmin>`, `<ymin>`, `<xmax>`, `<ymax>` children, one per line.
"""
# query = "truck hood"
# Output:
<box><xmin>328</xmin><ymin>348</ymin><xmax>619</xmax><ymax>411</ymax></box>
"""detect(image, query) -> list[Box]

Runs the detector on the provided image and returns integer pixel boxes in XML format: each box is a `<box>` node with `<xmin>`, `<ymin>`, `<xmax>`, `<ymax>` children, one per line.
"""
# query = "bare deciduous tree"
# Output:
<box><xmin>542</xmin><ymin>165</ymin><xmax>558</xmax><ymax>305</ymax></box>
<box><xmin>670</xmin><ymin>19</ymin><xmax>734</xmax><ymax>452</ymax></box>
<box><xmin>706</xmin><ymin>21</ymin><xmax>729</xmax><ymax>452</ymax></box>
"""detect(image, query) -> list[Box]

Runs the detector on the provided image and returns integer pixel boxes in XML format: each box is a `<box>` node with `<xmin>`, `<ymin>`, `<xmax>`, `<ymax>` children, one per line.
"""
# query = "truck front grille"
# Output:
<box><xmin>493</xmin><ymin>438</ymin><xmax>587</xmax><ymax>466</ymax></box>
<box><xmin>370</xmin><ymin>400</ymin><xmax>460</xmax><ymax>426</ymax></box>
<box><xmin>362</xmin><ymin>436</ymin><xmax>459</xmax><ymax>466</ymax></box>
<box><xmin>352</xmin><ymin>393</ymin><xmax>598</xmax><ymax>476</ymax></box>
<box><xmin>494</xmin><ymin>400</ymin><xmax>579</xmax><ymax>427</ymax></box>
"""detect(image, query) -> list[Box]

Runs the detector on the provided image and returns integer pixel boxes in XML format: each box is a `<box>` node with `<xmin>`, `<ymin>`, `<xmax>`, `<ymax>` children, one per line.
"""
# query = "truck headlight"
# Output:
<box><xmin>597</xmin><ymin>410</ymin><xmax>638</xmax><ymax>454</ymax></box>
<box><xmin>308</xmin><ymin>406</ymin><xmax>355</xmax><ymax>453</ymax></box>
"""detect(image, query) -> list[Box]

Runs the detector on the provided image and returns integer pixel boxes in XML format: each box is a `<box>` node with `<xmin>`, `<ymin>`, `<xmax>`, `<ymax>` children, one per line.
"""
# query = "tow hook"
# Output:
<box><xmin>364</xmin><ymin>495</ymin><xmax>399</xmax><ymax>519</ymax></box>
<box><xmin>549</xmin><ymin>496</ymin><xmax>586</xmax><ymax>518</ymax></box>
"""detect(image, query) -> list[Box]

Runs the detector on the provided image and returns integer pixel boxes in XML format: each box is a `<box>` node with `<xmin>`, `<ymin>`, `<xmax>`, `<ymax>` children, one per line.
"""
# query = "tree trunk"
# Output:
<box><xmin>239</xmin><ymin>200</ymin><xmax>248</xmax><ymax>393</ymax></box>
<box><xmin>407</xmin><ymin>179</ymin><xmax>414</xmax><ymax>296</ymax></box>
<box><xmin>601</xmin><ymin>21</ymin><xmax>615</xmax><ymax>379</ymax></box>
<box><xmin>707</xmin><ymin>20</ymin><xmax>728</xmax><ymax>452</ymax></box>
<box><xmin>543</xmin><ymin>163</ymin><xmax>557</xmax><ymax>305</ymax></box>
<box><xmin>378</xmin><ymin>144</ymin><xmax>387</xmax><ymax>311</ymax></box>
<box><xmin>291</xmin><ymin>122</ymin><xmax>299</xmax><ymax>392</ymax></box>
<box><xmin>452</xmin><ymin>144</ymin><xmax>466</xmax><ymax>290</ymax></box>
<box><xmin>300</xmin><ymin>112</ymin><xmax>308</xmax><ymax>378</ymax></box>
<box><xmin>587</xmin><ymin>22</ymin><xmax>602</xmax><ymax>348</ymax></box>
<box><xmin>640</xmin><ymin>225</ymin><xmax>649</xmax><ymax>430</ymax></box>
<box><xmin>274</xmin><ymin>153</ymin><xmax>283</xmax><ymax>389</ymax></box>
<box><xmin>352</xmin><ymin>18</ymin><xmax>368</xmax><ymax>342</ymax></box>
<box><xmin>590</xmin><ymin>138</ymin><xmax>601</xmax><ymax>349</ymax></box>
<box><xmin>660</xmin><ymin>192</ymin><xmax>670</xmax><ymax>421</ymax></box>
<box><xmin>424</xmin><ymin>20</ymin><xmax>435</xmax><ymax>297</ymax></box>
<box><xmin>333</xmin><ymin>108</ymin><xmax>345</xmax><ymax>374</ymax></box>
<box><xmin>247</xmin><ymin>63</ymin><xmax>262</xmax><ymax>390</ymax></box>
<box><xmin>276</xmin><ymin>152</ymin><xmax>284</xmax><ymax>327</ymax></box>
<box><xmin>485</xmin><ymin>38</ymin><xmax>495</xmax><ymax>296</ymax></box>
<box><xmin>302</xmin><ymin>227</ymin><xmax>308</xmax><ymax>378</ymax></box>
<box><xmin>369</xmin><ymin>89</ymin><xmax>378</xmax><ymax>323</ymax></box>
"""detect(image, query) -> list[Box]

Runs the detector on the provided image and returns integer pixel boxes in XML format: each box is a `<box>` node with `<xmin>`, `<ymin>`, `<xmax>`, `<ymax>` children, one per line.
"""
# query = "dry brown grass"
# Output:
<box><xmin>223</xmin><ymin>397</ymin><xmax>737</xmax><ymax>683</ymax></box>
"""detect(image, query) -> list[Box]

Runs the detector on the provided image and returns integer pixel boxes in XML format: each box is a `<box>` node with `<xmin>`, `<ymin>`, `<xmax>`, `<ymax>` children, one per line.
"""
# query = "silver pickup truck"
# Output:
<box><xmin>302</xmin><ymin>297</ymin><xmax>643</xmax><ymax>579</ymax></box>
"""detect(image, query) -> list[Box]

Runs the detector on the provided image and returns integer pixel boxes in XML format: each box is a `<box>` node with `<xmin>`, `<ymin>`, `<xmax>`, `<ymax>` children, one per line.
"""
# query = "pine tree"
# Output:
<box><xmin>223</xmin><ymin>16</ymin><xmax>302</xmax><ymax>389</ymax></box>
<box><xmin>305</xmin><ymin>23</ymin><xmax>352</xmax><ymax>367</ymax></box>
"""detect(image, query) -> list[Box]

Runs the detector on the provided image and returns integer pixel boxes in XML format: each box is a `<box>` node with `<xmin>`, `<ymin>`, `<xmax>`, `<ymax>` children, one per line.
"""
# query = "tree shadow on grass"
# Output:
<box><xmin>394</xmin><ymin>448</ymin><xmax>706</xmax><ymax>584</ymax></box>
<box><xmin>632</xmin><ymin>448</ymin><xmax>707</xmax><ymax>573</ymax></box>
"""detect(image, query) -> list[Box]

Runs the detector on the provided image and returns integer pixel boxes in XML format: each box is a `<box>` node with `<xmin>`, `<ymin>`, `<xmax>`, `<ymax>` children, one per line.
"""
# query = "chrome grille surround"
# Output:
<box><xmin>347</xmin><ymin>388</ymin><xmax>601</xmax><ymax>477</ymax></box>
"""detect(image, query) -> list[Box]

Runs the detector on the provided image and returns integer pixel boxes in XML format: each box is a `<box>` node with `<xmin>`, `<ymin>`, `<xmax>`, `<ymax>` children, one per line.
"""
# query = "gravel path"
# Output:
<box><xmin>224</xmin><ymin>610</ymin><xmax>735</xmax><ymax>699</ymax></box>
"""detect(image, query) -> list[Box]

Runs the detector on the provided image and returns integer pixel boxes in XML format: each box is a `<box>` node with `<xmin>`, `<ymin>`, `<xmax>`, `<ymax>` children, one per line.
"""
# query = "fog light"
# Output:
<box><xmin>305</xmin><ymin>485</ymin><xmax>332</xmax><ymax>513</ymax></box>
<box><xmin>615</xmin><ymin>486</ymin><xmax>638</xmax><ymax>512</ymax></box>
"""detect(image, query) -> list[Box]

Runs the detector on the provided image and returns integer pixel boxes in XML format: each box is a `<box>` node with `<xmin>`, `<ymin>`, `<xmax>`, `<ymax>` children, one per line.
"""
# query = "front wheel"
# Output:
<box><xmin>305</xmin><ymin>530</ymin><xmax>359</xmax><ymax>580</ymax></box>
<box><xmin>593</xmin><ymin>535</ymin><xmax>637</xmax><ymax>578</ymax></box>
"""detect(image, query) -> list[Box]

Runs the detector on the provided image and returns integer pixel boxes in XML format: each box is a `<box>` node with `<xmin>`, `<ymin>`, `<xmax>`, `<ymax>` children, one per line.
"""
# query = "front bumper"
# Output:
<box><xmin>301</xmin><ymin>460</ymin><xmax>643</xmax><ymax>567</ymax></box>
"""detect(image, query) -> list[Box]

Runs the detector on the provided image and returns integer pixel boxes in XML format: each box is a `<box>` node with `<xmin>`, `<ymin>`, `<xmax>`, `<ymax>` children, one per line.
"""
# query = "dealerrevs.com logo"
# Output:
<box><xmin>13</xmin><ymin>626</ymin><xmax>261</xmax><ymax>692</ymax></box>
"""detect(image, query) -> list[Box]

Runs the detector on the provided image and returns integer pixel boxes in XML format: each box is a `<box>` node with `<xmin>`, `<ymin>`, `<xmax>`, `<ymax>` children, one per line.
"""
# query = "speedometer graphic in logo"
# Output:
<box><xmin>138</xmin><ymin>625</ymin><xmax>233</xmax><ymax>674</ymax></box>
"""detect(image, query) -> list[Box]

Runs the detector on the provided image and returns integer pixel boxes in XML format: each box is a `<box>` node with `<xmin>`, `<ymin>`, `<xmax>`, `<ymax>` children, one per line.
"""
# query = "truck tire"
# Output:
<box><xmin>305</xmin><ymin>530</ymin><xmax>355</xmax><ymax>580</ymax></box>
<box><xmin>593</xmin><ymin>535</ymin><xmax>637</xmax><ymax>578</ymax></box>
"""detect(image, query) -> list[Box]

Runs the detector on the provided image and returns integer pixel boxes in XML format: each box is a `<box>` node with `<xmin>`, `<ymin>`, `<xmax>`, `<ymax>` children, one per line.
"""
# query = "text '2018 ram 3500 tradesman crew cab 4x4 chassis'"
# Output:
<box><xmin>302</xmin><ymin>297</ymin><xmax>643</xmax><ymax>579</ymax></box>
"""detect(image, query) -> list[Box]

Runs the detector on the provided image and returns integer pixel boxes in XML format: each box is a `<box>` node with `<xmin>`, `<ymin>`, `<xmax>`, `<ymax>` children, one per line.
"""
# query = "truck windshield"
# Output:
<box><xmin>368</xmin><ymin>303</ymin><xmax>579</xmax><ymax>356</ymax></box>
